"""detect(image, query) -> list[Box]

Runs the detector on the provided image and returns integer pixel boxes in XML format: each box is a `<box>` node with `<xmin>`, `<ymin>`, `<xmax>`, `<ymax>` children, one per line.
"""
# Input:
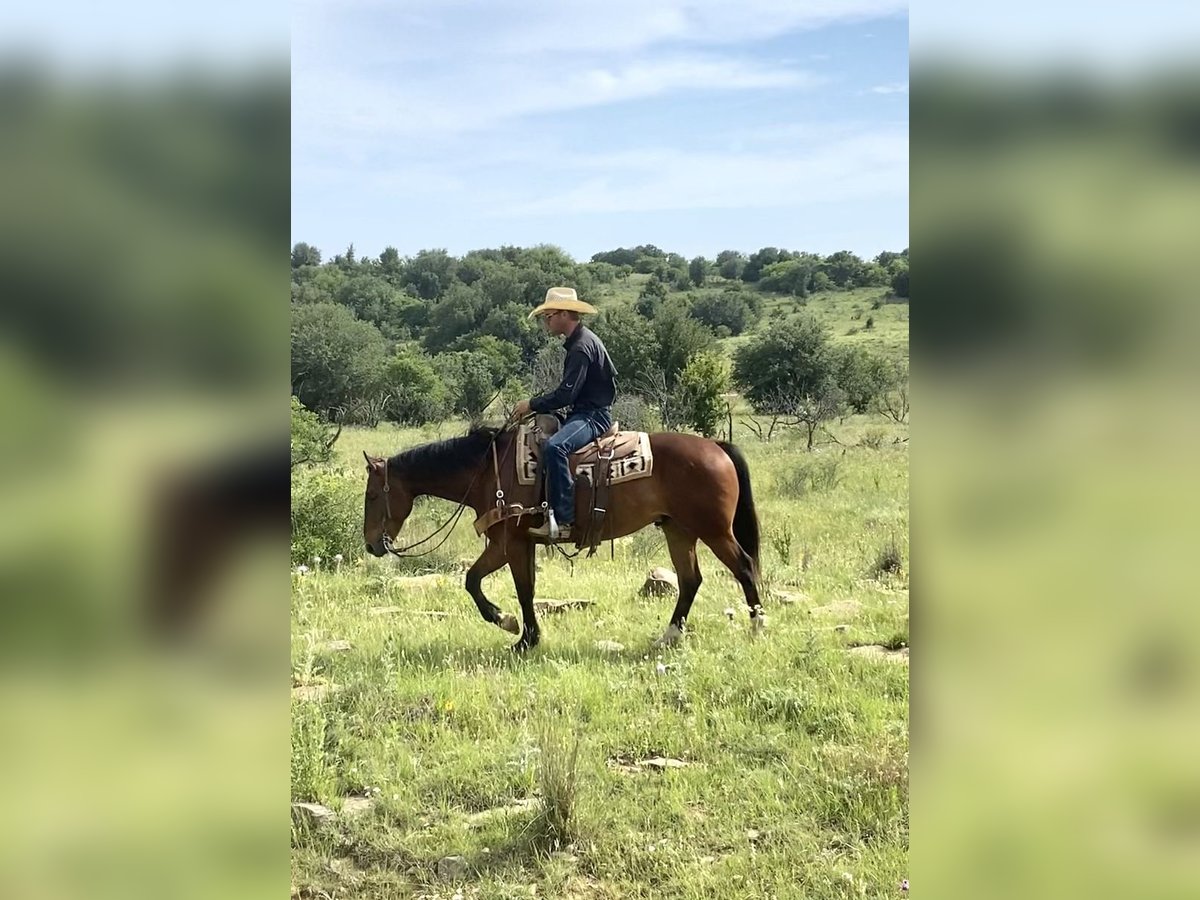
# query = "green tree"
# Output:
<box><xmin>405</xmin><ymin>248</ymin><xmax>457</xmax><ymax>300</ymax></box>
<box><xmin>594</xmin><ymin>306</ymin><xmax>662</xmax><ymax>390</ymax></box>
<box><xmin>819</xmin><ymin>250</ymin><xmax>866</xmax><ymax>288</ymax></box>
<box><xmin>688</xmin><ymin>291</ymin><xmax>759</xmax><ymax>335</ymax></box>
<box><xmin>688</xmin><ymin>256</ymin><xmax>708</xmax><ymax>287</ymax></box>
<box><xmin>378</xmin><ymin>246</ymin><xmax>404</xmax><ymax>284</ymax></box>
<box><xmin>716</xmin><ymin>250</ymin><xmax>746</xmax><ymax>280</ymax></box>
<box><xmin>479</xmin><ymin>302</ymin><xmax>549</xmax><ymax>364</ymax></box>
<box><xmin>677</xmin><ymin>352</ymin><xmax>730</xmax><ymax>437</ymax></box>
<box><xmin>653</xmin><ymin>301</ymin><xmax>715</xmax><ymax>387</ymax></box>
<box><xmin>890</xmin><ymin>258</ymin><xmax>909</xmax><ymax>298</ymax></box>
<box><xmin>832</xmin><ymin>346</ymin><xmax>901</xmax><ymax>413</ymax></box>
<box><xmin>732</xmin><ymin>315</ymin><xmax>836</xmax><ymax>409</ymax></box>
<box><xmin>423</xmin><ymin>283</ymin><xmax>487</xmax><ymax>354</ymax></box>
<box><xmin>290</xmin><ymin>395</ymin><xmax>339</xmax><ymax>467</ymax></box>
<box><xmin>291</xmin><ymin>242</ymin><xmax>321</xmax><ymax>269</ymax></box>
<box><xmin>742</xmin><ymin>247</ymin><xmax>787</xmax><ymax>283</ymax></box>
<box><xmin>290</xmin><ymin>302</ymin><xmax>388</xmax><ymax>418</ymax></box>
<box><xmin>759</xmin><ymin>258</ymin><xmax>814</xmax><ymax>297</ymax></box>
<box><xmin>380</xmin><ymin>348</ymin><xmax>451</xmax><ymax>424</ymax></box>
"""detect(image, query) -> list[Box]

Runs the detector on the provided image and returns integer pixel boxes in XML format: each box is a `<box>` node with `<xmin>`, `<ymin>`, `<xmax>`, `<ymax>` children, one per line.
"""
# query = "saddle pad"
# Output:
<box><xmin>516</xmin><ymin>425</ymin><xmax>653</xmax><ymax>486</ymax></box>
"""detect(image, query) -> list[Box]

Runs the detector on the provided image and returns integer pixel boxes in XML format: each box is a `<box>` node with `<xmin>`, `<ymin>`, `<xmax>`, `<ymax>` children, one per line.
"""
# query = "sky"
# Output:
<box><xmin>291</xmin><ymin>1</ymin><xmax>909</xmax><ymax>263</ymax></box>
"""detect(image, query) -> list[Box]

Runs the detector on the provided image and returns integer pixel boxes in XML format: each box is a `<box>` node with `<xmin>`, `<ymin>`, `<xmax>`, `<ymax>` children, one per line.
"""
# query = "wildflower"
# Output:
<box><xmin>333</xmin><ymin>553</ymin><xmax>344</xmax><ymax>565</ymax></box>
<box><xmin>294</xmin><ymin>565</ymin><xmax>309</xmax><ymax>575</ymax></box>
<box><xmin>312</xmin><ymin>555</ymin><xmax>322</xmax><ymax>566</ymax></box>
<box><xmin>724</xmin><ymin>607</ymin><xmax>735</xmax><ymax>620</ymax></box>
<box><xmin>655</xmin><ymin>662</ymin><xmax>667</xmax><ymax>675</ymax></box>
<box><xmin>901</xmin><ymin>879</ymin><xmax>909</xmax><ymax>892</ymax></box>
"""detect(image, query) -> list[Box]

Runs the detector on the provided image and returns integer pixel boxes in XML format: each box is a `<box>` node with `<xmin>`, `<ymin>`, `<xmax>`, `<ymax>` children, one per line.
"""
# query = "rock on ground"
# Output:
<box><xmin>639</xmin><ymin>567</ymin><xmax>678</xmax><ymax>598</ymax></box>
<box><xmin>437</xmin><ymin>855</ymin><xmax>468</xmax><ymax>880</ymax></box>
<box><xmin>848</xmin><ymin>644</ymin><xmax>909</xmax><ymax>664</ymax></box>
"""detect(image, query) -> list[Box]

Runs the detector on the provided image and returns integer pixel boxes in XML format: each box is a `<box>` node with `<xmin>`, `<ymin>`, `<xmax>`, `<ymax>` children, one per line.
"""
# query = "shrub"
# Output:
<box><xmin>291</xmin><ymin>465</ymin><xmax>364</xmax><ymax>564</ymax></box>
<box><xmin>291</xmin><ymin>395</ymin><xmax>339</xmax><ymax>467</ymax></box>
<box><xmin>538</xmin><ymin>722</ymin><xmax>583</xmax><ymax>848</ymax></box>
<box><xmin>871</xmin><ymin>534</ymin><xmax>904</xmax><ymax>578</ymax></box>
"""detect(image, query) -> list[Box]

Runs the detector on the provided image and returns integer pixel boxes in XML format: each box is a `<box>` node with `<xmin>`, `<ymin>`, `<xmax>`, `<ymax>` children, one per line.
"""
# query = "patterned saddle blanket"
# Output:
<box><xmin>515</xmin><ymin>424</ymin><xmax>654</xmax><ymax>486</ymax></box>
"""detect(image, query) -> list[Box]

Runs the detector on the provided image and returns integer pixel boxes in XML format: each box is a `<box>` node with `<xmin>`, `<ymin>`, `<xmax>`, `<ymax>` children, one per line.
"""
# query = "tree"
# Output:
<box><xmin>653</xmin><ymin>301</ymin><xmax>715</xmax><ymax>387</ymax></box>
<box><xmin>688</xmin><ymin>256</ymin><xmax>708</xmax><ymax>287</ymax></box>
<box><xmin>290</xmin><ymin>302</ymin><xmax>388</xmax><ymax>419</ymax></box>
<box><xmin>290</xmin><ymin>395</ymin><xmax>340</xmax><ymax>467</ymax></box>
<box><xmin>890</xmin><ymin>258</ymin><xmax>909</xmax><ymax>298</ymax></box>
<box><xmin>774</xmin><ymin>380</ymin><xmax>847</xmax><ymax>451</ymax></box>
<box><xmin>422</xmin><ymin>283</ymin><xmax>487</xmax><ymax>354</ymax></box>
<box><xmin>594</xmin><ymin>306</ymin><xmax>662</xmax><ymax>390</ymax></box>
<box><xmin>378</xmin><ymin>246</ymin><xmax>404</xmax><ymax>284</ymax></box>
<box><xmin>732</xmin><ymin>315</ymin><xmax>837</xmax><ymax>409</ymax></box>
<box><xmin>716</xmin><ymin>250</ymin><xmax>746</xmax><ymax>280</ymax></box>
<box><xmin>832</xmin><ymin>346</ymin><xmax>901</xmax><ymax>413</ymax></box>
<box><xmin>688</xmin><ymin>291</ymin><xmax>759</xmax><ymax>335</ymax></box>
<box><xmin>478</xmin><ymin>302</ymin><xmax>549</xmax><ymax>364</ymax></box>
<box><xmin>379</xmin><ymin>349</ymin><xmax>452</xmax><ymax>424</ymax></box>
<box><xmin>759</xmin><ymin>258</ymin><xmax>813</xmax><ymax>297</ymax></box>
<box><xmin>677</xmin><ymin>352</ymin><xmax>730</xmax><ymax>437</ymax></box>
<box><xmin>742</xmin><ymin>247</ymin><xmax>787</xmax><ymax>283</ymax></box>
<box><xmin>405</xmin><ymin>248</ymin><xmax>457</xmax><ymax>300</ymax></box>
<box><xmin>819</xmin><ymin>250</ymin><xmax>866</xmax><ymax>288</ymax></box>
<box><xmin>291</xmin><ymin>242</ymin><xmax>321</xmax><ymax>269</ymax></box>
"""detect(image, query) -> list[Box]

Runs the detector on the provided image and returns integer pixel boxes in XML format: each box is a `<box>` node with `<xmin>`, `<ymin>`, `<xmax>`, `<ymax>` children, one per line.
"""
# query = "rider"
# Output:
<box><xmin>512</xmin><ymin>287</ymin><xmax>618</xmax><ymax>542</ymax></box>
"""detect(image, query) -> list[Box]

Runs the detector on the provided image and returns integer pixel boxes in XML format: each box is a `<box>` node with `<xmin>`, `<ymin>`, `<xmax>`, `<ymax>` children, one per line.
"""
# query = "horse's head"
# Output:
<box><xmin>363</xmin><ymin>452</ymin><xmax>413</xmax><ymax>557</ymax></box>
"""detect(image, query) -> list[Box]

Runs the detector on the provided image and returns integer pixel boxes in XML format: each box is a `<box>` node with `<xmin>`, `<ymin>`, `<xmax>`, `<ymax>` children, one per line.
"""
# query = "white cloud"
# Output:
<box><xmin>501</xmin><ymin>125</ymin><xmax>908</xmax><ymax>216</ymax></box>
<box><xmin>869</xmin><ymin>81</ymin><xmax>909</xmax><ymax>94</ymax></box>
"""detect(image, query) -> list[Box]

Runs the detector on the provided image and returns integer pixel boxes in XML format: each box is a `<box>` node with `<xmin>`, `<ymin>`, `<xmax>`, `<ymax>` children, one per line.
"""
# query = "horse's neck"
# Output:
<box><xmin>406</xmin><ymin>466</ymin><xmax>481</xmax><ymax>507</ymax></box>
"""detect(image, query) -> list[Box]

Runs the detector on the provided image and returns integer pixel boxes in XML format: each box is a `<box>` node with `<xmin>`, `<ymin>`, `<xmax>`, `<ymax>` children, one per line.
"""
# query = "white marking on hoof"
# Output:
<box><xmin>498</xmin><ymin>613</ymin><xmax>520</xmax><ymax>635</ymax></box>
<box><xmin>751</xmin><ymin>614</ymin><xmax>768</xmax><ymax>637</ymax></box>
<box><xmin>654</xmin><ymin>623</ymin><xmax>685</xmax><ymax>648</ymax></box>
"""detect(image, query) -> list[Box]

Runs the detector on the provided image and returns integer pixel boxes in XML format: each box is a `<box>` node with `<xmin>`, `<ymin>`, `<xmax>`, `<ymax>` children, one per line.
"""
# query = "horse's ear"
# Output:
<box><xmin>363</xmin><ymin>452</ymin><xmax>382</xmax><ymax>472</ymax></box>
<box><xmin>363</xmin><ymin>451</ymin><xmax>372</xmax><ymax>466</ymax></box>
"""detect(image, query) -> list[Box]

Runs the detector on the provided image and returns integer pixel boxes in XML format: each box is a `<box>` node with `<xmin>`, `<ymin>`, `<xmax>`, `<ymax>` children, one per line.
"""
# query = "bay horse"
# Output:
<box><xmin>362</xmin><ymin>425</ymin><xmax>761</xmax><ymax>651</ymax></box>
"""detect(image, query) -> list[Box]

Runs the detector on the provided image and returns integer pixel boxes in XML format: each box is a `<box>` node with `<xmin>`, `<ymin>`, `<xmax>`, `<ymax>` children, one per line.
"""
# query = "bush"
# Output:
<box><xmin>291</xmin><ymin>465</ymin><xmax>364</xmax><ymax>564</ymax></box>
<box><xmin>688</xmin><ymin>291</ymin><xmax>758</xmax><ymax>335</ymax></box>
<box><xmin>611</xmin><ymin>394</ymin><xmax>658</xmax><ymax>432</ymax></box>
<box><xmin>778</xmin><ymin>457</ymin><xmax>842</xmax><ymax>497</ymax></box>
<box><xmin>291</xmin><ymin>395</ymin><xmax>339</xmax><ymax>467</ymax></box>
<box><xmin>676</xmin><ymin>352</ymin><xmax>730</xmax><ymax>437</ymax></box>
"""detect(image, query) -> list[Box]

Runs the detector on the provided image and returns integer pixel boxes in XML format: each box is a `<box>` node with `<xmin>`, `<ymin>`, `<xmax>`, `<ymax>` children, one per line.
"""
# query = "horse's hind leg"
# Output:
<box><xmin>656</xmin><ymin>522</ymin><xmax>701</xmax><ymax>647</ymax></box>
<box><xmin>702</xmin><ymin>531</ymin><xmax>764</xmax><ymax>630</ymax></box>
<box><xmin>466</xmin><ymin>537</ymin><xmax>519</xmax><ymax>634</ymax></box>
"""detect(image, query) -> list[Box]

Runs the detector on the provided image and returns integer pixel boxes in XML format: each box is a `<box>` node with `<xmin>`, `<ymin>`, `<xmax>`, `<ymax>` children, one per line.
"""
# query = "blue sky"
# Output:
<box><xmin>292</xmin><ymin>1</ymin><xmax>909</xmax><ymax>263</ymax></box>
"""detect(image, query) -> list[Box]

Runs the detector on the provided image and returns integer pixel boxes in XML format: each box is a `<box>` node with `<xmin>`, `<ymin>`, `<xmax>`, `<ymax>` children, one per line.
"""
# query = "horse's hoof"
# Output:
<box><xmin>751</xmin><ymin>614</ymin><xmax>768</xmax><ymax>638</ymax></box>
<box><xmin>497</xmin><ymin>613</ymin><xmax>520</xmax><ymax>635</ymax></box>
<box><xmin>653</xmin><ymin>623</ymin><xmax>685</xmax><ymax>649</ymax></box>
<box><xmin>510</xmin><ymin>632</ymin><xmax>539</xmax><ymax>653</ymax></box>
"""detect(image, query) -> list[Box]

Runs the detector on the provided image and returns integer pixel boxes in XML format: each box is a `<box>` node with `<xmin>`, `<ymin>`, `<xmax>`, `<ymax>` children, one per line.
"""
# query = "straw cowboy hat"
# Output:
<box><xmin>527</xmin><ymin>286</ymin><xmax>597</xmax><ymax>320</ymax></box>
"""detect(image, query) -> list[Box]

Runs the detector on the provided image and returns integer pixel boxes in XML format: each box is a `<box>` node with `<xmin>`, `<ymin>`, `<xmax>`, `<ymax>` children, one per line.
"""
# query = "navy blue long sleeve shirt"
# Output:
<box><xmin>529</xmin><ymin>324</ymin><xmax>618</xmax><ymax>414</ymax></box>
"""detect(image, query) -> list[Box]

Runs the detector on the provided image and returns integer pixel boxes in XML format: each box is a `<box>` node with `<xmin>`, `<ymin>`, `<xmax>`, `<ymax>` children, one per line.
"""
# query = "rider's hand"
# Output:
<box><xmin>512</xmin><ymin>399</ymin><xmax>533</xmax><ymax>420</ymax></box>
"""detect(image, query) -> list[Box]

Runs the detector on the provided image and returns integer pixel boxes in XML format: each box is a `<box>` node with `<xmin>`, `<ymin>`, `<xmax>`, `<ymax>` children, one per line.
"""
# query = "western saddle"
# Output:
<box><xmin>527</xmin><ymin>414</ymin><xmax>634</xmax><ymax>552</ymax></box>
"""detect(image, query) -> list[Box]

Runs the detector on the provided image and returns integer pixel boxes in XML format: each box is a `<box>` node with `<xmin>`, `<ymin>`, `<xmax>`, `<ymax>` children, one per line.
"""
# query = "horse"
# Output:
<box><xmin>362</xmin><ymin>424</ymin><xmax>761</xmax><ymax>651</ymax></box>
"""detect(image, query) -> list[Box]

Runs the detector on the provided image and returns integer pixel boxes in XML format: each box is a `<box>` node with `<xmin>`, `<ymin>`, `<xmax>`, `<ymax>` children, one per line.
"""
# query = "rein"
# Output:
<box><xmin>380</xmin><ymin>419</ymin><xmax>521</xmax><ymax>559</ymax></box>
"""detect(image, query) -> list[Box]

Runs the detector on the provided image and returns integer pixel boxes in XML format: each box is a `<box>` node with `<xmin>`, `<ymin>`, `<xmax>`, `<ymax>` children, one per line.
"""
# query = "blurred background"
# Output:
<box><xmin>0</xmin><ymin>2</ymin><xmax>288</xmax><ymax>898</ymax></box>
<box><xmin>913</xmin><ymin>3</ymin><xmax>1200</xmax><ymax>898</ymax></box>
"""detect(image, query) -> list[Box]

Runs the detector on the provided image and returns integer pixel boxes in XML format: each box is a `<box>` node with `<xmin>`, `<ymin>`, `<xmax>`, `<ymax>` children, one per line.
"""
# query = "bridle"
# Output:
<box><xmin>374</xmin><ymin>420</ymin><xmax>519</xmax><ymax>558</ymax></box>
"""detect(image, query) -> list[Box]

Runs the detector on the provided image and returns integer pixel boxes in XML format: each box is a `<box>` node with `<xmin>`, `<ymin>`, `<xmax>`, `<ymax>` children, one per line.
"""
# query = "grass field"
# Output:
<box><xmin>292</xmin><ymin>412</ymin><xmax>909</xmax><ymax>898</ymax></box>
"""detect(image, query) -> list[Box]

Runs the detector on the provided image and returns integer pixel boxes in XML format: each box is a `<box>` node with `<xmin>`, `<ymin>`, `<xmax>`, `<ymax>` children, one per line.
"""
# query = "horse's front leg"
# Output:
<box><xmin>465</xmin><ymin>536</ymin><xmax>519</xmax><ymax>635</ymax></box>
<box><xmin>507</xmin><ymin>534</ymin><xmax>540</xmax><ymax>652</ymax></box>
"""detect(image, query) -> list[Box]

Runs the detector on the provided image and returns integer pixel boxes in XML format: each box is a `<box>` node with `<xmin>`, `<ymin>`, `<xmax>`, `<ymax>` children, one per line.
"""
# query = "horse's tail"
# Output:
<box><xmin>716</xmin><ymin>441</ymin><xmax>760</xmax><ymax>580</ymax></box>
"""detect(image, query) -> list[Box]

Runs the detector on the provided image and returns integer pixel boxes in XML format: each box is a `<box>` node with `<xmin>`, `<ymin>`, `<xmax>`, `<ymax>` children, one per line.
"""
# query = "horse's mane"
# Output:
<box><xmin>387</xmin><ymin>425</ymin><xmax>504</xmax><ymax>482</ymax></box>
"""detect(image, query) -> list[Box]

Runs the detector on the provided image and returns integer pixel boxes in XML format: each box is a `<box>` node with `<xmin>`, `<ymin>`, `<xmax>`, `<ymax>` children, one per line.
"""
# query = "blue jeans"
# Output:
<box><xmin>544</xmin><ymin>409</ymin><xmax>612</xmax><ymax>526</ymax></box>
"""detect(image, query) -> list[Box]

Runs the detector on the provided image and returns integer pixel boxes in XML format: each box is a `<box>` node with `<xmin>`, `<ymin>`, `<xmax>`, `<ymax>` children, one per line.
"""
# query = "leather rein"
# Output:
<box><xmin>378</xmin><ymin>422</ymin><xmax>519</xmax><ymax>558</ymax></box>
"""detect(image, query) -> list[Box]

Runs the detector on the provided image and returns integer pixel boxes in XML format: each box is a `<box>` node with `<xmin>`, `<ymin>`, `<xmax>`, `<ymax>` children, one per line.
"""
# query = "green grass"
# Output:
<box><xmin>293</xmin><ymin>416</ymin><xmax>908</xmax><ymax>898</ymax></box>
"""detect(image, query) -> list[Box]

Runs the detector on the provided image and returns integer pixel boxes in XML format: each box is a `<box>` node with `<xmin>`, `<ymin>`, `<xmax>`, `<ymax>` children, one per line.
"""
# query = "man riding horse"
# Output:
<box><xmin>511</xmin><ymin>287</ymin><xmax>618</xmax><ymax>544</ymax></box>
